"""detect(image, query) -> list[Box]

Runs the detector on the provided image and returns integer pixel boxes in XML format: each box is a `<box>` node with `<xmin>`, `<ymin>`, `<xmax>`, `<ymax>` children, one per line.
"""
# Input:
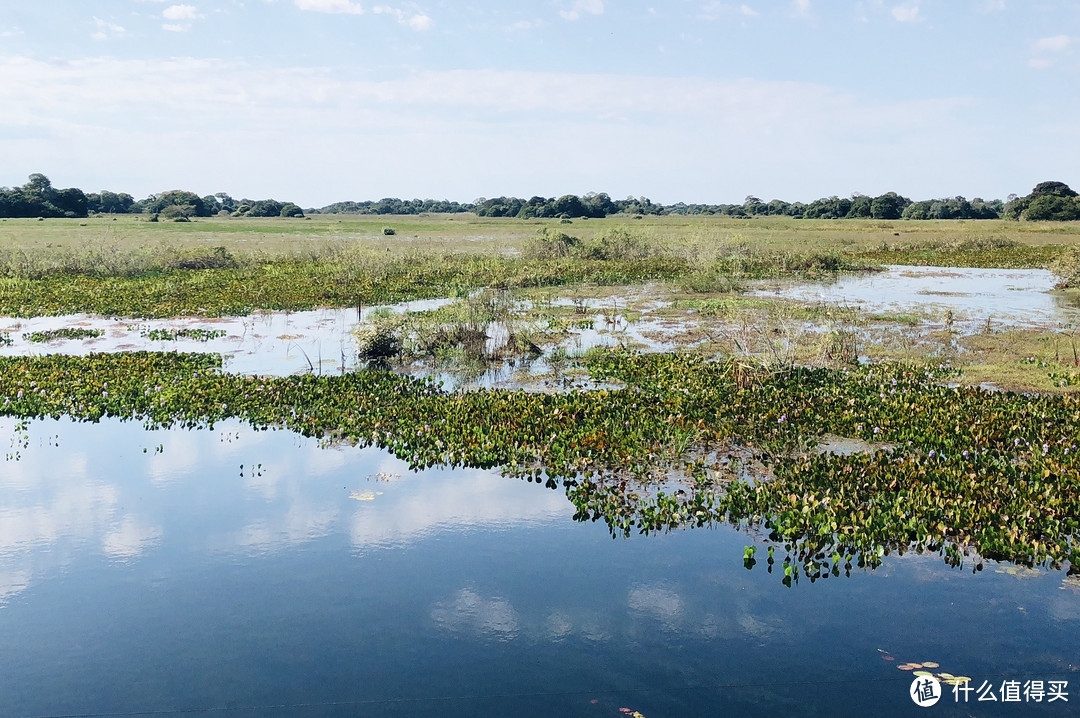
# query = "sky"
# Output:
<box><xmin>0</xmin><ymin>0</ymin><xmax>1077</xmax><ymax>207</ymax></box>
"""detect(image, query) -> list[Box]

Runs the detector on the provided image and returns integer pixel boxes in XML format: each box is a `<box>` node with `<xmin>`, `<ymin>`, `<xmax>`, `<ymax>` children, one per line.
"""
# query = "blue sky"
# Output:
<box><xmin>1</xmin><ymin>1</ymin><xmax>1077</xmax><ymax>206</ymax></box>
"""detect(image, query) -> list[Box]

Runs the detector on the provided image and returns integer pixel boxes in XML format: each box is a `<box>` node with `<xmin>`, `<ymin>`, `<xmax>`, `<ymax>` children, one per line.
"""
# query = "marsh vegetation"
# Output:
<box><xmin>2</xmin><ymin>214</ymin><xmax>1080</xmax><ymax>580</ymax></box>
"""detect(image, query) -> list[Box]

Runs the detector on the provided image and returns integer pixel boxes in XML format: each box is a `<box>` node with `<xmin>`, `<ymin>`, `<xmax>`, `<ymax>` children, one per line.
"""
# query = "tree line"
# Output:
<box><xmin>2</xmin><ymin>174</ymin><xmax>1078</xmax><ymax>221</ymax></box>
<box><xmin>311</xmin><ymin>185</ymin><xmax>1074</xmax><ymax>221</ymax></box>
<box><xmin>0</xmin><ymin>175</ymin><xmax>304</xmax><ymax>220</ymax></box>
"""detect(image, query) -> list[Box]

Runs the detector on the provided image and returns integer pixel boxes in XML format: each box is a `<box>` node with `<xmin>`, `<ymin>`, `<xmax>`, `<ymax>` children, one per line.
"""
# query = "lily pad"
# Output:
<box><xmin>996</xmin><ymin>565</ymin><xmax>1042</xmax><ymax>579</ymax></box>
<box><xmin>942</xmin><ymin>676</ymin><xmax>971</xmax><ymax>686</ymax></box>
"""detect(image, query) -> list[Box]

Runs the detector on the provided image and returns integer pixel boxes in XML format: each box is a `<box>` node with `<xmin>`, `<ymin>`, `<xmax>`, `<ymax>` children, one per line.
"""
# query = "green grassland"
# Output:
<box><xmin>0</xmin><ymin>214</ymin><xmax>1078</xmax><ymax>319</ymax></box>
<box><xmin>3</xmin><ymin>212</ymin><xmax>1079</xmax><ymax>265</ymax></box>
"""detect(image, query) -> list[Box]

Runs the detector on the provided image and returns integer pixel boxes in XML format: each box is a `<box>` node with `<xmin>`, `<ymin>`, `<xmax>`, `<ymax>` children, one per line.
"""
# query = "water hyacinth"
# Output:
<box><xmin>22</xmin><ymin>327</ymin><xmax>103</xmax><ymax>343</ymax></box>
<box><xmin>142</xmin><ymin>327</ymin><xmax>227</xmax><ymax>342</ymax></box>
<box><xmin>1</xmin><ymin>349</ymin><xmax>1079</xmax><ymax>582</ymax></box>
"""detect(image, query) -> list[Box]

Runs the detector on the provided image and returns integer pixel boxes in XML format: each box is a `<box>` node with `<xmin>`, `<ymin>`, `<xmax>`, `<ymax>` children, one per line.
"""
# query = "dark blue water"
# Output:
<box><xmin>1</xmin><ymin>418</ymin><xmax>1077</xmax><ymax>717</ymax></box>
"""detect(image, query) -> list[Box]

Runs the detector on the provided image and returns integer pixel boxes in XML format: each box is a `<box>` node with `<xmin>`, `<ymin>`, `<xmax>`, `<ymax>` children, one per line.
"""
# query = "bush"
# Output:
<box><xmin>522</xmin><ymin>228</ymin><xmax>581</xmax><ymax>259</ymax></box>
<box><xmin>679</xmin><ymin>270</ymin><xmax>745</xmax><ymax>294</ymax></box>
<box><xmin>355</xmin><ymin>324</ymin><xmax>400</xmax><ymax>359</ymax></box>
<box><xmin>1051</xmin><ymin>248</ymin><xmax>1080</xmax><ymax>288</ymax></box>
<box><xmin>159</xmin><ymin>204</ymin><xmax>194</xmax><ymax>221</ymax></box>
<box><xmin>167</xmin><ymin>246</ymin><xmax>239</xmax><ymax>270</ymax></box>
<box><xmin>383</xmin><ymin>227</ymin><xmax>396</xmax><ymax>236</ymax></box>
<box><xmin>583</xmin><ymin>228</ymin><xmax>655</xmax><ymax>261</ymax></box>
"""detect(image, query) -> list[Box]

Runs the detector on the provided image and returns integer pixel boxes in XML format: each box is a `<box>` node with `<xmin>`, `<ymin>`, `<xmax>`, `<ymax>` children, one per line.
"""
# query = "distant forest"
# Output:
<box><xmin>2</xmin><ymin>174</ymin><xmax>1078</xmax><ymax>222</ymax></box>
<box><xmin>0</xmin><ymin>174</ymin><xmax>303</xmax><ymax>221</ymax></box>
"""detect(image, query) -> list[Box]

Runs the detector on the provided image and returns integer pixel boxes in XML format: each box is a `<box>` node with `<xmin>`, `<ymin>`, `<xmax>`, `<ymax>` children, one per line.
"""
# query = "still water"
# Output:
<box><xmin>0</xmin><ymin>299</ymin><xmax>455</xmax><ymax>378</ymax></box>
<box><xmin>753</xmin><ymin>266</ymin><xmax>1080</xmax><ymax>329</ymax></box>
<box><xmin>1</xmin><ymin>417</ymin><xmax>1077</xmax><ymax>717</ymax></box>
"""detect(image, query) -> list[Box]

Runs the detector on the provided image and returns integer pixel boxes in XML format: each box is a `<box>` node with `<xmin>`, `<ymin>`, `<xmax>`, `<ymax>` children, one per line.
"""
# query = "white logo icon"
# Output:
<box><xmin>911</xmin><ymin>675</ymin><xmax>942</xmax><ymax>707</ymax></box>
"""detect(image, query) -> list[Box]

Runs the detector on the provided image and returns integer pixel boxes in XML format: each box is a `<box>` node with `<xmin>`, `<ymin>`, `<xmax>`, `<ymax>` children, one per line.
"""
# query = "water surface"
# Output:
<box><xmin>1</xmin><ymin>417</ymin><xmax>1077</xmax><ymax>717</ymax></box>
<box><xmin>753</xmin><ymin>266</ymin><xmax>1079</xmax><ymax>329</ymax></box>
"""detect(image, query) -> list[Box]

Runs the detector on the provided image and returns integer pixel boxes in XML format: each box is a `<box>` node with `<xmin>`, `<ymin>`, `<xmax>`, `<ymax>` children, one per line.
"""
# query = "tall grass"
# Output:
<box><xmin>1</xmin><ymin>214</ymin><xmax>1076</xmax><ymax>317</ymax></box>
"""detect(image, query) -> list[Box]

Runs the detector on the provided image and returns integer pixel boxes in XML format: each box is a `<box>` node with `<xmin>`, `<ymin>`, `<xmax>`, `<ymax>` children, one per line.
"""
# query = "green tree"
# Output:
<box><xmin>1005</xmin><ymin>181</ymin><xmax>1080</xmax><ymax>221</ymax></box>
<box><xmin>145</xmin><ymin>191</ymin><xmax>209</xmax><ymax>217</ymax></box>
<box><xmin>1024</xmin><ymin>195</ymin><xmax>1080</xmax><ymax>221</ymax></box>
<box><xmin>552</xmin><ymin>194</ymin><xmax>586</xmax><ymax>218</ymax></box>
<box><xmin>870</xmin><ymin>192</ymin><xmax>909</xmax><ymax>220</ymax></box>
<box><xmin>847</xmin><ymin>195</ymin><xmax>872</xmax><ymax>218</ymax></box>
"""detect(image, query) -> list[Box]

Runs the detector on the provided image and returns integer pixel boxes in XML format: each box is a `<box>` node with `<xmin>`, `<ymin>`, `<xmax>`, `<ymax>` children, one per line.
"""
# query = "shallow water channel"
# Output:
<box><xmin>0</xmin><ymin>299</ymin><xmax>454</xmax><ymax>378</ymax></box>
<box><xmin>1</xmin><ymin>417</ymin><xmax>1078</xmax><ymax>717</ymax></box>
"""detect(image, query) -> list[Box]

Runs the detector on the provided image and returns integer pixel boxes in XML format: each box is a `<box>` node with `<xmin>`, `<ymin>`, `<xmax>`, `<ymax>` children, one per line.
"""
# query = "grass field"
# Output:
<box><xmin>3</xmin><ymin>213</ymin><xmax>1080</xmax><ymax>263</ymax></box>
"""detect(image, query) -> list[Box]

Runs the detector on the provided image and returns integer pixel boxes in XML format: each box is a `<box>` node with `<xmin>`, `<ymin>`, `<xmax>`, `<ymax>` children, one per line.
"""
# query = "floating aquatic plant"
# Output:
<box><xmin>142</xmin><ymin>327</ymin><xmax>226</xmax><ymax>342</ymax></box>
<box><xmin>22</xmin><ymin>327</ymin><xmax>104</xmax><ymax>342</ymax></box>
<box><xmin>2</xmin><ymin>349</ymin><xmax>1079</xmax><ymax>582</ymax></box>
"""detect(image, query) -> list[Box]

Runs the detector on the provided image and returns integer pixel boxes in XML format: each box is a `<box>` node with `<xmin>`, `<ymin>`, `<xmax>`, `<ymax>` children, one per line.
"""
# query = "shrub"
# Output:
<box><xmin>355</xmin><ymin>324</ymin><xmax>400</xmax><ymax>359</ymax></box>
<box><xmin>522</xmin><ymin>228</ymin><xmax>581</xmax><ymax>259</ymax></box>
<box><xmin>167</xmin><ymin>246</ymin><xmax>239</xmax><ymax>271</ymax></box>
<box><xmin>583</xmin><ymin>228</ymin><xmax>655</xmax><ymax>261</ymax></box>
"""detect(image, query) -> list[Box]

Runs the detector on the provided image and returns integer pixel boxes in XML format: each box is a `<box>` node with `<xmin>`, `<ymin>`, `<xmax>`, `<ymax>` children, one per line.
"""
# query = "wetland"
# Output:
<box><xmin>3</xmin><ymin>214</ymin><xmax>1080</xmax><ymax>716</ymax></box>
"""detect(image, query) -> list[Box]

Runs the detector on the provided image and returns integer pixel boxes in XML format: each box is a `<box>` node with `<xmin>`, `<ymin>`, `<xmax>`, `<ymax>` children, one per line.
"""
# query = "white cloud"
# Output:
<box><xmin>0</xmin><ymin>55</ymin><xmax>1066</xmax><ymax>205</ymax></box>
<box><xmin>1</xmin><ymin>26</ymin><xmax>24</xmax><ymax>38</ymax></box>
<box><xmin>0</xmin><ymin>569</ymin><xmax>32</xmax><ymax>605</ymax></box>
<box><xmin>102</xmin><ymin>514</ymin><xmax>162</xmax><ymax>559</ymax></box>
<box><xmin>700</xmin><ymin>2</ymin><xmax>758</xmax><ymax>20</ymax></box>
<box><xmin>509</xmin><ymin>19</ymin><xmax>544</xmax><ymax>31</ymax></box>
<box><xmin>560</xmin><ymin>0</ymin><xmax>604</xmax><ymax>21</ymax></box>
<box><xmin>1030</xmin><ymin>35</ymin><xmax>1072</xmax><ymax>67</ymax></box>
<box><xmin>91</xmin><ymin>17</ymin><xmax>126</xmax><ymax>40</ymax></box>
<box><xmin>1034</xmin><ymin>35</ymin><xmax>1071</xmax><ymax>52</ymax></box>
<box><xmin>160</xmin><ymin>4</ymin><xmax>203</xmax><ymax>31</ymax></box>
<box><xmin>431</xmin><ymin>588</ymin><xmax>520</xmax><ymax>640</ymax></box>
<box><xmin>295</xmin><ymin>0</ymin><xmax>365</xmax><ymax>14</ymax></box>
<box><xmin>976</xmin><ymin>0</ymin><xmax>1005</xmax><ymax>13</ymax></box>
<box><xmin>349</xmin><ymin>466</ymin><xmax>567</xmax><ymax>548</ymax></box>
<box><xmin>408</xmin><ymin>13</ymin><xmax>434</xmax><ymax>31</ymax></box>
<box><xmin>372</xmin><ymin>6</ymin><xmax>434</xmax><ymax>30</ymax></box>
<box><xmin>891</xmin><ymin>2</ymin><xmax>922</xmax><ymax>22</ymax></box>
<box><xmin>234</xmin><ymin>502</ymin><xmax>339</xmax><ymax>553</ymax></box>
<box><xmin>628</xmin><ymin>584</ymin><xmax>685</xmax><ymax>628</ymax></box>
<box><xmin>163</xmin><ymin>4</ymin><xmax>200</xmax><ymax>20</ymax></box>
<box><xmin>790</xmin><ymin>0</ymin><xmax>811</xmax><ymax>16</ymax></box>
